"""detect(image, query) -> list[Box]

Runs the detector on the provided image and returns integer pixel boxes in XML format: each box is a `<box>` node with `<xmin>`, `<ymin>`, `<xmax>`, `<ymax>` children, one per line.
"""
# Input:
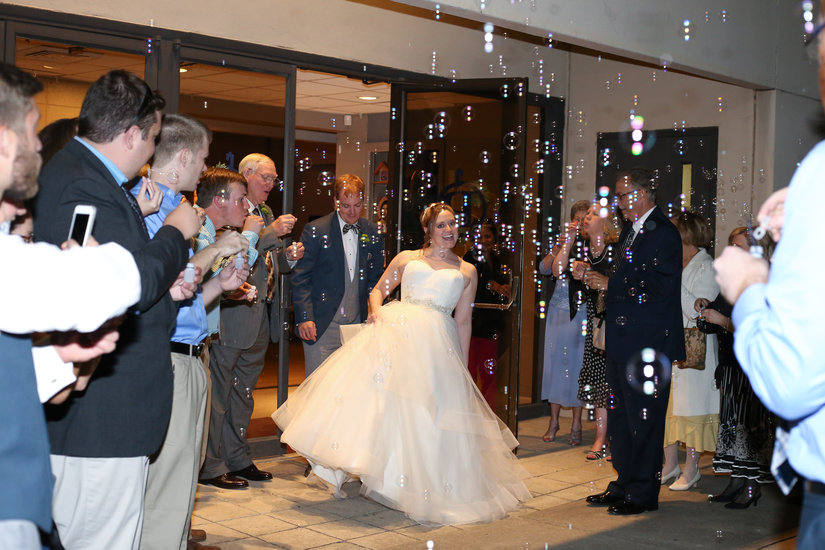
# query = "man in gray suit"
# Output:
<box><xmin>200</xmin><ymin>154</ymin><xmax>303</xmax><ymax>488</ymax></box>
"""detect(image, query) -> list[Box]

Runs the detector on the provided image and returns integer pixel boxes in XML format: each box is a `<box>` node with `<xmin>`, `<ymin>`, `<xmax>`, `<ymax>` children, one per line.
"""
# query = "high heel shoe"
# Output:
<box><xmin>724</xmin><ymin>482</ymin><xmax>761</xmax><ymax>509</ymax></box>
<box><xmin>669</xmin><ymin>470</ymin><xmax>701</xmax><ymax>491</ymax></box>
<box><xmin>569</xmin><ymin>429</ymin><xmax>582</xmax><ymax>446</ymax></box>
<box><xmin>542</xmin><ymin>423</ymin><xmax>560</xmax><ymax>442</ymax></box>
<box><xmin>708</xmin><ymin>477</ymin><xmax>746</xmax><ymax>503</ymax></box>
<box><xmin>660</xmin><ymin>465</ymin><xmax>681</xmax><ymax>485</ymax></box>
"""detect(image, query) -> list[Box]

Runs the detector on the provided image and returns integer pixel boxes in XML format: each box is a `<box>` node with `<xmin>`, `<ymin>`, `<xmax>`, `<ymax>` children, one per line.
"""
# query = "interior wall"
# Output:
<box><xmin>564</xmin><ymin>51</ymin><xmax>757</xmax><ymax>248</ymax></box>
<box><xmin>32</xmin><ymin>78</ymin><xmax>85</xmax><ymax>129</ymax></box>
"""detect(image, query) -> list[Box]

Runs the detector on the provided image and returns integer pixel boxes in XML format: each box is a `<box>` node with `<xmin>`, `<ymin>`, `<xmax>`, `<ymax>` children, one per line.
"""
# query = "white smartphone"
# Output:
<box><xmin>68</xmin><ymin>204</ymin><xmax>97</xmax><ymax>246</ymax></box>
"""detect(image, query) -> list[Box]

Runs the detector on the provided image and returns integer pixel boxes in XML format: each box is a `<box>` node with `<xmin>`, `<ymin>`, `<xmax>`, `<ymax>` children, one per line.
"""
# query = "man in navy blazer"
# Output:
<box><xmin>585</xmin><ymin>168</ymin><xmax>685</xmax><ymax>515</ymax></box>
<box><xmin>292</xmin><ymin>174</ymin><xmax>384</xmax><ymax>375</ymax></box>
<box><xmin>34</xmin><ymin>70</ymin><xmax>201</xmax><ymax>549</ymax></box>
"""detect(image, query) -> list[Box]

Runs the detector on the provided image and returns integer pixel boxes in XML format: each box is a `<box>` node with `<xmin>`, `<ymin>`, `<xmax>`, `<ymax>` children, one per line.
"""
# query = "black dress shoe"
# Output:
<box><xmin>607</xmin><ymin>500</ymin><xmax>658</xmax><ymax>515</ymax></box>
<box><xmin>199</xmin><ymin>473</ymin><xmax>249</xmax><ymax>489</ymax></box>
<box><xmin>586</xmin><ymin>490</ymin><xmax>625</xmax><ymax>506</ymax></box>
<box><xmin>230</xmin><ymin>464</ymin><xmax>273</xmax><ymax>481</ymax></box>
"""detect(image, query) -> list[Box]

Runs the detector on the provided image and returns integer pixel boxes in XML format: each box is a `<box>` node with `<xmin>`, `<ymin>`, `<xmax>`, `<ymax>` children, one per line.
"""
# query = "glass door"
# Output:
<box><xmin>178</xmin><ymin>46</ymin><xmax>296</xmax><ymax>446</ymax></box>
<box><xmin>388</xmin><ymin>79</ymin><xmax>527</xmax><ymax>435</ymax></box>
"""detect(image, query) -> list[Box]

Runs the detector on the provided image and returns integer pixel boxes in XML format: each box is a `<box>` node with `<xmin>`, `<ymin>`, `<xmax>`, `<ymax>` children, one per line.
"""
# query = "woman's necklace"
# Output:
<box><xmin>587</xmin><ymin>241</ymin><xmax>607</xmax><ymax>265</ymax></box>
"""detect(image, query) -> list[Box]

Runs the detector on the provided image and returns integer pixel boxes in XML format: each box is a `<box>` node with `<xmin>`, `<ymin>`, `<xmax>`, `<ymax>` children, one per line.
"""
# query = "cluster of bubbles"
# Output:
<box><xmin>483</xmin><ymin>22</ymin><xmax>495</xmax><ymax>53</ymax></box>
<box><xmin>804</xmin><ymin>1</ymin><xmax>816</xmax><ymax>34</ymax></box>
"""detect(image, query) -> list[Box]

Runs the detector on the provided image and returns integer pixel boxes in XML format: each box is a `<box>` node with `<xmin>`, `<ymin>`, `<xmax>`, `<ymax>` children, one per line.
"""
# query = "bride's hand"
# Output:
<box><xmin>367</xmin><ymin>310</ymin><xmax>383</xmax><ymax>324</ymax></box>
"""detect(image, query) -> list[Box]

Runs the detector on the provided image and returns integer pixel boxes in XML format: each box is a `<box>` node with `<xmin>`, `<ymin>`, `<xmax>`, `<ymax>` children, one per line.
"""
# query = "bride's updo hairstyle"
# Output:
<box><xmin>420</xmin><ymin>202</ymin><xmax>456</xmax><ymax>248</ymax></box>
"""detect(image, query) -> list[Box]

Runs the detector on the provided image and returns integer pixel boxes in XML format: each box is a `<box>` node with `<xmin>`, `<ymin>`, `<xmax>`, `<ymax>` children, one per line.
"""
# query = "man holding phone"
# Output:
<box><xmin>0</xmin><ymin>64</ymin><xmax>163</xmax><ymax>549</ymax></box>
<box><xmin>34</xmin><ymin>70</ymin><xmax>202</xmax><ymax>549</ymax></box>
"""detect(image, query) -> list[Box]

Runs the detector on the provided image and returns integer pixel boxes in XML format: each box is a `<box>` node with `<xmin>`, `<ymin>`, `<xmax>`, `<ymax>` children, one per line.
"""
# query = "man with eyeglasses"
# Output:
<box><xmin>199</xmin><ymin>154</ymin><xmax>303</xmax><ymax>488</ymax></box>
<box><xmin>585</xmin><ymin>168</ymin><xmax>684</xmax><ymax>516</ymax></box>
<box><xmin>714</xmin><ymin>7</ymin><xmax>825</xmax><ymax>545</ymax></box>
<box><xmin>33</xmin><ymin>70</ymin><xmax>202</xmax><ymax>549</ymax></box>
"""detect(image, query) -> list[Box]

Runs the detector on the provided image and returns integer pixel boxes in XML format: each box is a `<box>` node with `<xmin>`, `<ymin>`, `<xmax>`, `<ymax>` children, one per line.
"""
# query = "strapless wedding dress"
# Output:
<box><xmin>273</xmin><ymin>259</ymin><xmax>531</xmax><ymax>525</ymax></box>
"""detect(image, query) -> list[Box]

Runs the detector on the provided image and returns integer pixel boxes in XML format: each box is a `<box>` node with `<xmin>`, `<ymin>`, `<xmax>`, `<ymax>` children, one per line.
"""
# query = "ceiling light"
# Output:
<box><xmin>358</xmin><ymin>95</ymin><xmax>378</xmax><ymax>101</ymax></box>
<box><xmin>179</xmin><ymin>67</ymin><xmax>188</xmax><ymax>73</ymax></box>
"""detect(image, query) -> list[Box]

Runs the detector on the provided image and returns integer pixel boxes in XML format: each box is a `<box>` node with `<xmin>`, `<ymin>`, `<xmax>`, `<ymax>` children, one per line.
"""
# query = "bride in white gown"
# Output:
<box><xmin>272</xmin><ymin>203</ymin><xmax>531</xmax><ymax>525</ymax></box>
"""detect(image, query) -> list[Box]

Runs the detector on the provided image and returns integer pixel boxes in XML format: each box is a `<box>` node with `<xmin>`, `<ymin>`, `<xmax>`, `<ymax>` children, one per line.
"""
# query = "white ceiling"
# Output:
<box><xmin>16</xmin><ymin>38</ymin><xmax>392</xmax><ymax>115</ymax></box>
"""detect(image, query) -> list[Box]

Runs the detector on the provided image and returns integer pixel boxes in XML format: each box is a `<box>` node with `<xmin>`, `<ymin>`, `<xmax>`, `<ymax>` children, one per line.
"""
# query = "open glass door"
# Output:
<box><xmin>388</xmin><ymin>79</ymin><xmax>527</xmax><ymax>435</ymax></box>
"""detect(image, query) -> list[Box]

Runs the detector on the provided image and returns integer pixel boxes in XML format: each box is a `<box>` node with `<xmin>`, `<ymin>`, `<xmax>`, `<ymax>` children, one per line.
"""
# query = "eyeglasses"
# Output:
<box><xmin>128</xmin><ymin>83</ymin><xmax>156</xmax><ymax>129</ymax></box>
<box><xmin>255</xmin><ymin>172</ymin><xmax>281</xmax><ymax>187</ymax></box>
<box><xmin>615</xmin><ymin>191</ymin><xmax>634</xmax><ymax>202</ymax></box>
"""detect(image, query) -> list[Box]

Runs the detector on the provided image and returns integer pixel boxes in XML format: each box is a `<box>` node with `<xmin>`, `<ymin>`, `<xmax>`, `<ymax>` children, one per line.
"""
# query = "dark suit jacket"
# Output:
<box><xmin>34</xmin><ymin>139</ymin><xmax>188</xmax><ymax>457</ymax></box>
<box><xmin>219</xmin><ymin>205</ymin><xmax>290</xmax><ymax>349</ymax></box>
<box><xmin>0</xmin><ymin>333</ymin><xmax>52</xmax><ymax>531</ymax></box>
<box><xmin>605</xmin><ymin>206</ymin><xmax>685</xmax><ymax>365</ymax></box>
<box><xmin>291</xmin><ymin>212</ymin><xmax>384</xmax><ymax>342</ymax></box>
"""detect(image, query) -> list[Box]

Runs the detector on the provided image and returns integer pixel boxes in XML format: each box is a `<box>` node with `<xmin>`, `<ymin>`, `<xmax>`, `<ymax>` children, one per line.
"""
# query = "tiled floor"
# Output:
<box><xmin>192</xmin><ymin>416</ymin><xmax>800</xmax><ymax>549</ymax></box>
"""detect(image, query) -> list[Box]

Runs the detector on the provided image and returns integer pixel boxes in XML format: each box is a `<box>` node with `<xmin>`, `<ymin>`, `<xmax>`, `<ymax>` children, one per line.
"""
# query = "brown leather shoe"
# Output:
<box><xmin>189</xmin><ymin>529</ymin><xmax>206</xmax><ymax>542</ymax></box>
<box><xmin>230</xmin><ymin>463</ymin><xmax>273</xmax><ymax>481</ymax></box>
<box><xmin>198</xmin><ymin>473</ymin><xmax>249</xmax><ymax>489</ymax></box>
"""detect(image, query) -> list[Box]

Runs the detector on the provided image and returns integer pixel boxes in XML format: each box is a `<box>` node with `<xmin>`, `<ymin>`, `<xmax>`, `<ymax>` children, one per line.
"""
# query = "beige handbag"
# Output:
<box><xmin>677</xmin><ymin>327</ymin><xmax>706</xmax><ymax>370</ymax></box>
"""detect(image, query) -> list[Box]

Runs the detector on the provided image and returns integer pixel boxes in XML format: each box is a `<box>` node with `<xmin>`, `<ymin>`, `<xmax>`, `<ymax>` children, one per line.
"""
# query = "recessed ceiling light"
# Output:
<box><xmin>358</xmin><ymin>95</ymin><xmax>378</xmax><ymax>101</ymax></box>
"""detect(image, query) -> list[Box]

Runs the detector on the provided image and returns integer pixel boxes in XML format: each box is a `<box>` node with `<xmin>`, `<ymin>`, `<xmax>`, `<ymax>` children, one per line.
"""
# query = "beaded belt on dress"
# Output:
<box><xmin>402</xmin><ymin>297</ymin><xmax>453</xmax><ymax>315</ymax></box>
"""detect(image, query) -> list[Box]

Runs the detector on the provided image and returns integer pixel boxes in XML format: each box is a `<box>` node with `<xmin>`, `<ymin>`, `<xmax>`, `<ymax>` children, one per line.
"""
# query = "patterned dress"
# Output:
<box><xmin>707</xmin><ymin>296</ymin><xmax>775</xmax><ymax>480</ymax></box>
<box><xmin>577</xmin><ymin>244</ymin><xmax>617</xmax><ymax>408</ymax></box>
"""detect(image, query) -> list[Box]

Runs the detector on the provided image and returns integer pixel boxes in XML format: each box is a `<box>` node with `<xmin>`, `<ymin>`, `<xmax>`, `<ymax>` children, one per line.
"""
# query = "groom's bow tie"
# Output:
<box><xmin>342</xmin><ymin>223</ymin><xmax>360</xmax><ymax>234</ymax></box>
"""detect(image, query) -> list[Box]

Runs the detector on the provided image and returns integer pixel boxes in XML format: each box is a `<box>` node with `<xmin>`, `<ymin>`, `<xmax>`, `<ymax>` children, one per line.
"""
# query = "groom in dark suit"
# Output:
<box><xmin>585</xmin><ymin>168</ymin><xmax>684</xmax><ymax>515</ymax></box>
<box><xmin>292</xmin><ymin>174</ymin><xmax>384</xmax><ymax>375</ymax></box>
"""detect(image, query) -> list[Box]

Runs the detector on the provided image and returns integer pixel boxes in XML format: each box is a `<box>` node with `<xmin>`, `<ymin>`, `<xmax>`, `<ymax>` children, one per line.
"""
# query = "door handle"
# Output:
<box><xmin>472</xmin><ymin>275</ymin><xmax>520</xmax><ymax>311</ymax></box>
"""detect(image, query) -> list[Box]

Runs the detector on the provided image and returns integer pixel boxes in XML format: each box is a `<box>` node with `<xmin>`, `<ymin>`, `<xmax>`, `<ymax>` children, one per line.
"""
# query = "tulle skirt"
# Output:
<box><xmin>273</xmin><ymin>299</ymin><xmax>531</xmax><ymax>525</ymax></box>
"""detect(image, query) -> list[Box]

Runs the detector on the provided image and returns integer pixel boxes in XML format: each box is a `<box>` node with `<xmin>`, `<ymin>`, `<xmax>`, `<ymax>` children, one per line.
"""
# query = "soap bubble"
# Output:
<box><xmin>503</xmin><ymin>132</ymin><xmax>520</xmax><ymax>150</ymax></box>
<box><xmin>463</xmin><ymin>105</ymin><xmax>474</xmax><ymax>122</ymax></box>
<box><xmin>318</xmin><ymin>171</ymin><xmax>334</xmax><ymax>187</ymax></box>
<box><xmin>626</xmin><ymin>347</ymin><xmax>671</xmax><ymax>397</ymax></box>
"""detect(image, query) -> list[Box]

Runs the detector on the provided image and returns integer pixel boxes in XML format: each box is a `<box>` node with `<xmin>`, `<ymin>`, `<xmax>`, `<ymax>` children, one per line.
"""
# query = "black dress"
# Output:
<box><xmin>577</xmin><ymin>244</ymin><xmax>618</xmax><ymax>408</ymax></box>
<box><xmin>704</xmin><ymin>295</ymin><xmax>775</xmax><ymax>480</ymax></box>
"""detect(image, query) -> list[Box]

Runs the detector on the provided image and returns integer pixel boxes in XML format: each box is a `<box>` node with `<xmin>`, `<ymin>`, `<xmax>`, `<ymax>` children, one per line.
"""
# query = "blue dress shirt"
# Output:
<box><xmin>732</xmin><ymin>140</ymin><xmax>825</xmax><ymax>486</ymax></box>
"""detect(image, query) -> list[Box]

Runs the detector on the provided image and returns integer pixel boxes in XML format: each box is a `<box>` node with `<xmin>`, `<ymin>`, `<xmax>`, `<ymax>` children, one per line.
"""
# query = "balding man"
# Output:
<box><xmin>200</xmin><ymin>154</ymin><xmax>303</xmax><ymax>488</ymax></box>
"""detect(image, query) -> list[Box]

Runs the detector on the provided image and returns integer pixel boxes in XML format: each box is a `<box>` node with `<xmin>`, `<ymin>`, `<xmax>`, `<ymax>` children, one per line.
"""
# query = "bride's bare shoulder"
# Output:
<box><xmin>458</xmin><ymin>257</ymin><xmax>478</xmax><ymax>284</ymax></box>
<box><xmin>393</xmin><ymin>249</ymin><xmax>423</xmax><ymax>269</ymax></box>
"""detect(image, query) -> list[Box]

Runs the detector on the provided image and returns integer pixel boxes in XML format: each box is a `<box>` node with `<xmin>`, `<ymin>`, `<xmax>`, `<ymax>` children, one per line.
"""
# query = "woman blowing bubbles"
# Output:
<box><xmin>273</xmin><ymin>203</ymin><xmax>531</xmax><ymax>525</ymax></box>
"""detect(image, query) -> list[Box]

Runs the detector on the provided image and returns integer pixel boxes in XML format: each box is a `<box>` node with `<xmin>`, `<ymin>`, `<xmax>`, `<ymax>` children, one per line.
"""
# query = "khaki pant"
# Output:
<box><xmin>140</xmin><ymin>352</ymin><xmax>209</xmax><ymax>550</ymax></box>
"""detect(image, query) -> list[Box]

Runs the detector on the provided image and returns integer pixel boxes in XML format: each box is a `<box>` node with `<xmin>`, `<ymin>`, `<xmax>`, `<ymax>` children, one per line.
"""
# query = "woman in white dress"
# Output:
<box><xmin>272</xmin><ymin>203</ymin><xmax>531</xmax><ymax>525</ymax></box>
<box><xmin>662</xmin><ymin>211</ymin><xmax>720</xmax><ymax>491</ymax></box>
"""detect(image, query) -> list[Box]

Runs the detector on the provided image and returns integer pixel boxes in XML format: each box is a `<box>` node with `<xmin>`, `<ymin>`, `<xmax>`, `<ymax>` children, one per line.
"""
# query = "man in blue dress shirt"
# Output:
<box><xmin>135</xmin><ymin>114</ymin><xmax>249</xmax><ymax>550</ymax></box>
<box><xmin>714</xmin><ymin>8</ymin><xmax>825</xmax><ymax>545</ymax></box>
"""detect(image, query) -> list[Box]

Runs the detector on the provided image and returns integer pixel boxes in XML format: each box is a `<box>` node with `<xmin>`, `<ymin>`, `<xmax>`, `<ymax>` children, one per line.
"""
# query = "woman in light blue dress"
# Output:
<box><xmin>539</xmin><ymin>200</ymin><xmax>589</xmax><ymax>444</ymax></box>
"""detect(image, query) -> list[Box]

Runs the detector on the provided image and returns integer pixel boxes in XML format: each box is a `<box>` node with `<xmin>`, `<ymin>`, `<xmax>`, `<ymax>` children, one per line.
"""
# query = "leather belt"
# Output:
<box><xmin>170</xmin><ymin>341</ymin><xmax>204</xmax><ymax>357</ymax></box>
<box><xmin>806</xmin><ymin>480</ymin><xmax>825</xmax><ymax>496</ymax></box>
